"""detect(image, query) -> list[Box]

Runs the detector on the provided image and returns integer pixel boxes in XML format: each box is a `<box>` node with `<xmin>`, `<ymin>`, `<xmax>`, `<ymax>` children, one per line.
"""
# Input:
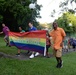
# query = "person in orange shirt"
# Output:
<box><xmin>50</xmin><ymin>22</ymin><xmax>66</xmax><ymax>68</ymax></box>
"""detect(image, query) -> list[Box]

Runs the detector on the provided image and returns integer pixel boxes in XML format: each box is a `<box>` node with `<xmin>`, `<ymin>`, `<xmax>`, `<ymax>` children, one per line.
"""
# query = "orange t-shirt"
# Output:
<box><xmin>50</xmin><ymin>27</ymin><xmax>66</xmax><ymax>50</ymax></box>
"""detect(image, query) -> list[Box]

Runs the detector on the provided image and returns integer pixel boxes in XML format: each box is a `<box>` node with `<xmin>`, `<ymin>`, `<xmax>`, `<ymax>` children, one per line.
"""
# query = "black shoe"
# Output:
<box><xmin>58</xmin><ymin>61</ymin><xmax>63</xmax><ymax>68</ymax></box>
<box><xmin>6</xmin><ymin>43</ymin><xmax>9</xmax><ymax>46</ymax></box>
<box><xmin>56</xmin><ymin>63</ymin><xmax>60</xmax><ymax>68</ymax></box>
<box><xmin>60</xmin><ymin>61</ymin><xmax>63</xmax><ymax>68</ymax></box>
<box><xmin>16</xmin><ymin>53</ymin><xmax>20</xmax><ymax>56</ymax></box>
<box><xmin>8</xmin><ymin>45</ymin><xmax>11</xmax><ymax>47</ymax></box>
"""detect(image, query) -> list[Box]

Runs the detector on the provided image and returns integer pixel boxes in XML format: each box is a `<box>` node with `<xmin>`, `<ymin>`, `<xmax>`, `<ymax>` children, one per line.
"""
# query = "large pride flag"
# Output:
<box><xmin>9</xmin><ymin>30</ymin><xmax>46</xmax><ymax>56</ymax></box>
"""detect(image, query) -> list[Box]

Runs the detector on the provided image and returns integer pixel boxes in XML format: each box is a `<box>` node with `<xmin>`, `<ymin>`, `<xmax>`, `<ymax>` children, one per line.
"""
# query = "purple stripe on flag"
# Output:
<box><xmin>10</xmin><ymin>42</ymin><xmax>44</xmax><ymax>54</ymax></box>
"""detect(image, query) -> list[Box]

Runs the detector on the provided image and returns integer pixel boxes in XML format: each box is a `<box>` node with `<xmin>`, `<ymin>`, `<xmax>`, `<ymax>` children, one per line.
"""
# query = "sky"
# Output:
<box><xmin>37</xmin><ymin>0</ymin><xmax>64</xmax><ymax>23</ymax></box>
<box><xmin>37</xmin><ymin>0</ymin><xmax>76</xmax><ymax>23</ymax></box>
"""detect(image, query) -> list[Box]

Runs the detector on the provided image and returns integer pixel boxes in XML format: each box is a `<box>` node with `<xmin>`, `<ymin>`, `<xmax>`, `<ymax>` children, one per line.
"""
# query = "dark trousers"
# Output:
<box><xmin>46</xmin><ymin>45</ymin><xmax>50</xmax><ymax>53</ymax></box>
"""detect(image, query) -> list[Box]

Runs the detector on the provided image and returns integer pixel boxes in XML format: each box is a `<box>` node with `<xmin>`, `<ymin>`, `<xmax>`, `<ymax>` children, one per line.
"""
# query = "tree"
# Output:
<box><xmin>51</xmin><ymin>0</ymin><xmax>76</xmax><ymax>18</ymax></box>
<box><xmin>59</xmin><ymin>0</ymin><xmax>76</xmax><ymax>14</ymax></box>
<box><xmin>0</xmin><ymin>0</ymin><xmax>41</xmax><ymax>31</ymax></box>
<box><xmin>56</xmin><ymin>12</ymin><xmax>76</xmax><ymax>32</ymax></box>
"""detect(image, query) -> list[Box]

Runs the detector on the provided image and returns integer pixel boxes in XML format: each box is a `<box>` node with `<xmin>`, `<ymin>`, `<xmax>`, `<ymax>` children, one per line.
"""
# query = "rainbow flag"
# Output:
<box><xmin>9</xmin><ymin>30</ymin><xmax>46</xmax><ymax>55</ymax></box>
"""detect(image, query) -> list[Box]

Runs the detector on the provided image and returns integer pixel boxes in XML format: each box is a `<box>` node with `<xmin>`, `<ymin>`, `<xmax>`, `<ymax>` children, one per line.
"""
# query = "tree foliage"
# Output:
<box><xmin>51</xmin><ymin>0</ymin><xmax>76</xmax><ymax>18</ymax></box>
<box><xmin>59</xmin><ymin>0</ymin><xmax>76</xmax><ymax>14</ymax></box>
<box><xmin>0</xmin><ymin>0</ymin><xmax>41</xmax><ymax>31</ymax></box>
<box><xmin>56</xmin><ymin>12</ymin><xmax>76</xmax><ymax>32</ymax></box>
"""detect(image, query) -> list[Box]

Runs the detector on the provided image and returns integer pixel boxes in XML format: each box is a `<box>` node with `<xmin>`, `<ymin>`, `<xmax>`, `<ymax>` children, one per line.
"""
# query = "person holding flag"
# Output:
<box><xmin>16</xmin><ymin>26</ymin><xmax>25</xmax><ymax>56</ymax></box>
<box><xmin>28</xmin><ymin>22</ymin><xmax>40</xmax><ymax>59</ymax></box>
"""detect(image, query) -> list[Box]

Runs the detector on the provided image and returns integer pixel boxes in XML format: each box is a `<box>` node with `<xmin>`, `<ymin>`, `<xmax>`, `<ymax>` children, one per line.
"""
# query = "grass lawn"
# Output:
<box><xmin>0</xmin><ymin>36</ymin><xmax>76</xmax><ymax>75</ymax></box>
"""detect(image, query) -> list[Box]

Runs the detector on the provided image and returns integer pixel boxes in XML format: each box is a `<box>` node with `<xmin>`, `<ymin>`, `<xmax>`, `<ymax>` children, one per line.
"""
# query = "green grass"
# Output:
<box><xmin>0</xmin><ymin>36</ymin><xmax>26</xmax><ymax>55</ymax></box>
<box><xmin>0</xmin><ymin>36</ymin><xmax>76</xmax><ymax>75</ymax></box>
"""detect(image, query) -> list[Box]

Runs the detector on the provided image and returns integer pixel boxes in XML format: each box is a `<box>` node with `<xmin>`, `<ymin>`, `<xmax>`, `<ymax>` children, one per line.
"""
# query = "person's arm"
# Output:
<box><xmin>33</xmin><ymin>27</ymin><xmax>37</xmax><ymax>31</ymax></box>
<box><xmin>6</xmin><ymin>28</ymin><xmax>10</xmax><ymax>32</ymax></box>
<box><xmin>60</xmin><ymin>36</ymin><xmax>65</xmax><ymax>48</ymax></box>
<box><xmin>0</xmin><ymin>32</ymin><xmax>3</xmax><ymax>34</ymax></box>
<box><xmin>60</xmin><ymin>28</ymin><xmax>66</xmax><ymax>47</ymax></box>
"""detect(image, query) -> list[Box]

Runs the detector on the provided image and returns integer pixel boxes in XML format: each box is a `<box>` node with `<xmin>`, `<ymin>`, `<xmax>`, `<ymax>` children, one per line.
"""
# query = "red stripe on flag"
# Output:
<box><xmin>9</xmin><ymin>30</ymin><xmax>46</xmax><ymax>38</ymax></box>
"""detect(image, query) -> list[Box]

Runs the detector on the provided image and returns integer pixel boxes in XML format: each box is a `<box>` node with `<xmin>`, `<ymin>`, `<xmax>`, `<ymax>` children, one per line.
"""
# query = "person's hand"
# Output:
<box><xmin>0</xmin><ymin>32</ymin><xmax>3</xmax><ymax>34</ymax></box>
<box><xmin>20</xmin><ymin>31</ymin><xmax>25</xmax><ymax>33</ymax></box>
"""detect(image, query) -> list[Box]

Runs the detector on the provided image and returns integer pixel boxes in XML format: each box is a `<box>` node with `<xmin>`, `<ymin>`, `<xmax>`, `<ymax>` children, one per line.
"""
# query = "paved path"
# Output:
<box><xmin>0</xmin><ymin>52</ymin><xmax>30</xmax><ymax>60</ymax></box>
<box><xmin>0</xmin><ymin>49</ymin><xmax>76</xmax><ymax>60</ymax></box>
